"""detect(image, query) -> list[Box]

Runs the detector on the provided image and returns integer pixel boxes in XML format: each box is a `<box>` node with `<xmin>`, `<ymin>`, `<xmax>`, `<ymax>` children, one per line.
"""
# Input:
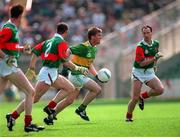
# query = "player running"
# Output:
<box><xmin>43</xmin><ymin>26</ymin><xmax>105</xmax><ymax>124</ymax></box>
<box><xmin>126</xmin><ymin>25</ymin><xmax>164</xmax><ymax>122</ymax></box>
<box><xmin>10</xmin><ymin>22</ymin><xmax>88</xmax><ymax>125</ymax></box>
<box><xmin>0</xmin><ymin>4</ymin><xmax>44</xmax><ymax>132</ymax></box>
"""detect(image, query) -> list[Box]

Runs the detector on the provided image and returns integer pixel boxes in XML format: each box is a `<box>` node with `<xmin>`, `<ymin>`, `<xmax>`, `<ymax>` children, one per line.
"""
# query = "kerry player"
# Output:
<box><xmin>43</xmin><ymin>26</ymin><xmax>104</xmax><ymax>124</ymax></box>
<box><xmin>126</xmin><ymin>25</ymin><xmax>164</xmax><ymax>122</ymax></box>
<box><xmin>0</xmin><ymin>4</ymin><xmax>44</xmax><ymax>132</ymax></box>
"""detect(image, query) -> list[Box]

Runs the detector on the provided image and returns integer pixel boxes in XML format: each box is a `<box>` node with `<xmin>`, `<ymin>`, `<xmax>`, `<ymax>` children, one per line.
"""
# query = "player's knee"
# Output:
<box><xmin>132</xmin><ymin>95</ymin><xmax>140</xmax><ymax>102</ymax></box>
<box><xmin>33</xmin><ymin>96</ymin><xmax>40</xmax><ymax>103</ymax></box>
<box><xmin>65</xmin><ymin>98</ymin><xmax>74</xmax><ymax>105</ymax></box>
<box><xmin>67</xmin><ymin>85</ymin><xmax>75</xmax><ymax>94</ymax></box>
<box><xmin>155</xmin><ymin>86</ymin><xmax>164</xmax><ymax>95</ymax></box>
<box><xmin>26</xmin><ymin>88</ymin><xmax>35</xmax><ymax>97</ymax></box>
<box><xmin>96</xmin><ymin>86</ymin><xmax>102</xmax><ymax>95</ymax></box>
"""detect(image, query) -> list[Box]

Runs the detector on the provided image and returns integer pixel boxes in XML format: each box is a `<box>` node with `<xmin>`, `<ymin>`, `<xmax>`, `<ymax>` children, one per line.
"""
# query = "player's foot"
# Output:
<box><xmin>37</xmin><ymin>125</ymin><xmax>45</xmax><ymax>131</ymax></box>
<box><xmin>125</xmin><ymin>119</ymin><xmax>133</xmax><ymax>122</ymax></box>
<box><xmin>43</xmin><ymin>106</ymin><xmax>57</xmax><ymax>120</ymax></box>
<box><xmin>6</xmin><ymin>114</ymin><xmax>15</xmax><ymax>131</ymax></box>
<box><xmin>44</xmin><ymin>117</ymin><xmax>54</xmax><ymax>125</ymax></box>
<box><xmin>75</xmin><ymin>108</ymin><xmax>89</xmax><ymax>121</ymax></box>
<box><xmin>138</xmin><ymin>97</ymin><xmax>144</xmax><ymax>110</ymax></box>
<box><xmin>24</xmin><ymin>124</ymin><xmax>45</xmax><ymax>132</ymax></box>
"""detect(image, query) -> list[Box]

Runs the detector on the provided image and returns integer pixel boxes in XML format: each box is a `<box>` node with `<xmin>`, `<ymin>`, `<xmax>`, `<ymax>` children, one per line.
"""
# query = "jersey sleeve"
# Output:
<box><xmin>0</xmin><ymin>28</ymin><xmax>13</xmax><ymax>43</ymax></box>
<box><xmin>69</xmin><ymin>44</ymin><xmax>84</xmax><ymax>55</ymax></box>
<box><xmin>154</xmin><ymin>40</ymin><xmax>159</xmax><ymax>52</ymax></box>
<box><xmin>135</xmin><ymin>46</ymin><xmax>145</xmax><ymax>62</ymax></box>
<box><xmin>58</xmin><ymin>42</ymin><xmax>70</xmax><ymax>61</ymax></box>
<box><xmin>32</xmin><ymin>42</ymin><xmax>44</xmax><ymax>56</ymax></box>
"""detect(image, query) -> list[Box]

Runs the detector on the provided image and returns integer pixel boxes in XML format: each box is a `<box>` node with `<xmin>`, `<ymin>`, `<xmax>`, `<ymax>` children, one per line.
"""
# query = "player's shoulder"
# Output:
<box><xmin>153</xmin><ymin>40</ymin><xmax>159</xmax><ymax>45</ymax></box>
<box><xmin>82</xmin><ymin>41</ymin><xmax>90</xmax><ymax>47</ymax></box>
<box><xmin>136</xmin><ymin>41</ymin><xmax>143</xmax><ymax>47</ymax></box>
<box><xmin>3</xmin><ymin>22</ymin><xmax>15</xmax><ymax>29</ymax></box>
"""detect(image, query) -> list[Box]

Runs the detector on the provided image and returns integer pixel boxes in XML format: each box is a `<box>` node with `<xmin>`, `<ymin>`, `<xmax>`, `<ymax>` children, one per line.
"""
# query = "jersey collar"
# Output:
<box><xmin>54</xmin><ymin>33</ymin><xmax>64</xmax><ymax>40</ymax></box>
<box><xmin>142</xmin><ymin>39</ymin><xmax>154</xmax><ymax>47</ymax></box>
<box><xmin>7</xmin><ymin>19</ymin><xmax>17</xmax><ymax>29</ymax></box>
<box><xmin>88</xmin><ymin>41</ymin><xmax>96</xmax><ymax>47</ymax></box>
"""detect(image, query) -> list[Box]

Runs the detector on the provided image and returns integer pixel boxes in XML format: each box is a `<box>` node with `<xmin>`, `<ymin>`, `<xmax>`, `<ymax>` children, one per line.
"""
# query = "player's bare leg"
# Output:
<box><xmin>43</xmin><ymin>75</ymin><xmax>75</xmax><ymax>124</ymax></box>
<box><xmin>5</xmin><ymin>70</ymin><xmax>43</xmax><ymax>132</ymax></box>
<box><xmin>55</xmin><ymin>89</ymin><xmax>80</xmax><ymax>114</ymax></box>
<box><xmin>138</xmin><ymin>77</ymin><xmax>164</xmax><ymax>110</ymax></box>
<box><xmin>0</xmin><ymin>77</ymin><xmax>9</xmax><ymax>95</ymax></box>
<box><xmin>145</xmin><ymin>77</ymin><xmax>164</xmax><ymax>97</ymax></box>
<box><xmin>51</xmin><ymin>75</ymin><xmax>75</xmax><ymax>103</ymax></box>
<box><xmin>33</xmin><ymin>82</ymin><xmax>50</xmax><ymax>103</ymax></box>
<box><xmin>126</xmin><ymin>80</ymin><xmax>142</xmax><ymax>122</ymax></box>
<box><xmin>9</xmin><ymin>81</ymin><xmax>50</xmax><ymax>117</ymax></box>
<box><xmin>75</xmin><ymin>79</ymin><xmax>101</xmax><ymax>121</ymax></box>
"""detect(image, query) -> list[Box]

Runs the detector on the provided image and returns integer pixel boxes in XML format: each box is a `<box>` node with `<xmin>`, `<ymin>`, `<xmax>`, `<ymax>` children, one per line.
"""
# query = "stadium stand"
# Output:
<box><xmin>0</xmin><ymin>0</ymin><xmax>179</xmax><ymax>99</ymax></box>
<box><xmin>0</xmin><ymin>0</ymin><xmax>175</xmax><ymax>45</ymax></box>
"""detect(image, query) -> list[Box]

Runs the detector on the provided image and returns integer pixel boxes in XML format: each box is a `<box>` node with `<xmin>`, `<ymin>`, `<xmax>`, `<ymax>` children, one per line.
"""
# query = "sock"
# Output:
<box><xmin>140</xmin><ymin>91</ymin><xmax>149</xmax><ymax>99</ymax></box>
<box><xmin>78</xmin><ymin>104</ymin><xmax>87</xmax><ymax>111</ymax></box>
<box><xmin>48</xmin><ymin>101</ymin><xmax>57</xmax><ymax>109</ymax></box>
<box><xmin>24</xmin><ymin>115</ymin><xmax>32</xmax><ymax>127</ymax></box>
<box><xmin>126</xmin><ymin>112</ymin><xmax>132</xmax><ymax>119</ymax></box>
<box><xmin>11</xmin><ymin>111</ymin><xmax>20</xmax><ymax>119</ymax></box>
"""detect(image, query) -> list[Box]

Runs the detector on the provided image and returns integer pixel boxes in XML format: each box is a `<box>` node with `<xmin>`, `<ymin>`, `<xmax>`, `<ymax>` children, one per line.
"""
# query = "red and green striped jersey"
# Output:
<box><xmin>134</xmin><ymin>40</ymin><xmax>159</xmax><ymax>69</ymax></box>
<box><xmin>0</xmin><ymin>20</ymin><xmax>21</xmax><ymax>59</ymax></box>
<box><xmin>32</xmin><ymin>33</ymin><xmax>69</xmax><ymax>68</ymax></box>
<box><xmin>70</xmin><ymin>41</ymin><xmax>97</xmax><ymax>75</ymax></box>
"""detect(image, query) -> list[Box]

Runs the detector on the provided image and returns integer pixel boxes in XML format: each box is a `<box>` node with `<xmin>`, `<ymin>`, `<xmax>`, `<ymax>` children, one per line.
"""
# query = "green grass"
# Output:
<box><xmin>0</xmin><ymin>99</ymin><xmax>180</xmax><ymax>137</ymax></box>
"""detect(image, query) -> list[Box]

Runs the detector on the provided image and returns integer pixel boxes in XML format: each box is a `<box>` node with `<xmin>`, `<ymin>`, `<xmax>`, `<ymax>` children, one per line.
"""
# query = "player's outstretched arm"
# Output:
<box><xmin>63</xmin><ymin>61</ymin><xmax>89</xmax><ymax>76</ymax></box>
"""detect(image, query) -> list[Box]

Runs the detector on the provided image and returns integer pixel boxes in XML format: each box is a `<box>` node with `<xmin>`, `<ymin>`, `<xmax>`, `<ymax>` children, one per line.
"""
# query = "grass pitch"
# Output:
<box><xmin>0</xmin><ymin>99</ymin><xmax>179</xmax><ymax>137</ymax></box>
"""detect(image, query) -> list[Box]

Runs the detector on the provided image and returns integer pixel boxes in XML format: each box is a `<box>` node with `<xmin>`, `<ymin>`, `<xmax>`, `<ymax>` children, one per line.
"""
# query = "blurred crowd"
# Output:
<box><xmin>0</xmin><ymin>0</ymin><xmax>175</xmax><ymax>46</ymax></box>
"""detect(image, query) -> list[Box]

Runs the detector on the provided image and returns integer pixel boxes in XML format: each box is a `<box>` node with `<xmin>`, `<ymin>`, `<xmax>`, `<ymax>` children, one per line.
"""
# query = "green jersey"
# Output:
<box><xmin>1</xmin><ymin>20</ymin><xmax>20</xmax><ymax>59</ymax></box>
<box><xmin>70</xmin><ymin>41</ymin><xmax>97</xmax><ymax>75</ymax></box>
<box><xmin>32</xmin><ymin>33</ymin><xmax>69</xmax><ymax>68</ymax></box>
<box><xmin>134</xmin><ymin>40</ymin><xmax>159</xmax><ymax>69</ymax></box>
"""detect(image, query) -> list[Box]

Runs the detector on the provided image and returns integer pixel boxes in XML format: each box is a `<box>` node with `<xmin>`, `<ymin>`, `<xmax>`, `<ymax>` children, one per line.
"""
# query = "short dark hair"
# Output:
<box><xmin>57</xmin><ymin>22</ymin><xmax>69</xmax><ymax>34</ymax></box>
<box><xmin>141</xmin><ymin>25</ymin><xmax>152</xmax><ymax>32</ymax></box>
<box><xmin>88</xmin><ymin>27</ymin><xmax>102</xmax><ymax>40</ymax></box>
<box><xmin>10</xmin><ymin>4</ymin><xmax>24</xmax><ymax>18</ymax></box>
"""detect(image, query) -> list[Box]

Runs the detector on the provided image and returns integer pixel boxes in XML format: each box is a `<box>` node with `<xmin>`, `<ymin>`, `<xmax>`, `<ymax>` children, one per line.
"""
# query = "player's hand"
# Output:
<box><xmin>4</xmin><ymin>55</ymin><xmax>16</xmax><ymax>67</ymax></box>
<box><xmin>95</xmin><ymin>75</ymin><xmax>107</xmax><ymax>83</ymax></box>
<box><xmin>75</xmin><ymin>66</ymin><xmax>89</xmax><ymax>76</ymax></box>
<box><xmin>25</xmin><ymin>68</ymin><xmax>37</xmax><ymax>81</ymax></box>
<box><xmin>23</xmin><ymin>44</ymin><xmax>32</xmax><ymax>54</ymax></box>
<box><xmin>155</xmin><ymin>52</ymin><xmax>163</xmax><ymax>60</ymax></box>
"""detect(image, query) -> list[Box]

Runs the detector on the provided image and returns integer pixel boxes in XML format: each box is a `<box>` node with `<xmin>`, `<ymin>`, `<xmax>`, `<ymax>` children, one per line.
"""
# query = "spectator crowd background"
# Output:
<box><xmin>0</xmin><ymin>0</ymin><xmax>175</xmax><ymax>46</ymax></box>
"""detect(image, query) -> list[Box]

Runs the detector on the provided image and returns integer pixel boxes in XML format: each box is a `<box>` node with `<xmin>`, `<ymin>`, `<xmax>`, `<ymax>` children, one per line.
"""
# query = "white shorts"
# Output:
<box><xmin>68</xmin><ymin>72</ymin><xmax>91</xmax><ymax>89</ymax></box>
<box><xmin>131</xmin><ymin>67</ymin><xmax>156</xmax><ymax>83</ymax></box>
<box><xmin>38</xmin><ymin>67</ymin><xmax>58</xmax><ymax>85</ymax></box>
<box><xmin>0</xmin><ymin>59</ymin><xmax>20</xmax><ymax>77</ymax></box>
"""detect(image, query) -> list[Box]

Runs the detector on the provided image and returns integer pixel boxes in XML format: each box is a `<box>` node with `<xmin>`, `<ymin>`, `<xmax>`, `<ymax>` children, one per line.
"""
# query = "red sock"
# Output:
<box><xmin>126</xmin><ymin>112</ymin><xmax>132</xmax><ymax>119</ymax></box>
<box><xmin>140</xmin><ymin>91</ymin><xmax>149</xmax><ymax>99</ymax></box>
<box><xmin>24</xmin><ymin>115</ymin><xmax>32</xmax><ymax>127</ymax></box>
<box><xmin>48</xmin><ymin>101</ymin><xmax>57</xmax><ymax>109</ymax></box>
<box><xmin>11</xmin><ymin>111</ymin><xmax>20</xmax><ymax>119</ymax></box>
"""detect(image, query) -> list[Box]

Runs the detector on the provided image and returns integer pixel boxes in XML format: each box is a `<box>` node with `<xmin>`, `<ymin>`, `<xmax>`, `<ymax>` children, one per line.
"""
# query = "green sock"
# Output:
<box><xmin>78</xmin><ymin>104</ymin><xmax>87</xmax><ymax>111</ymax></box>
